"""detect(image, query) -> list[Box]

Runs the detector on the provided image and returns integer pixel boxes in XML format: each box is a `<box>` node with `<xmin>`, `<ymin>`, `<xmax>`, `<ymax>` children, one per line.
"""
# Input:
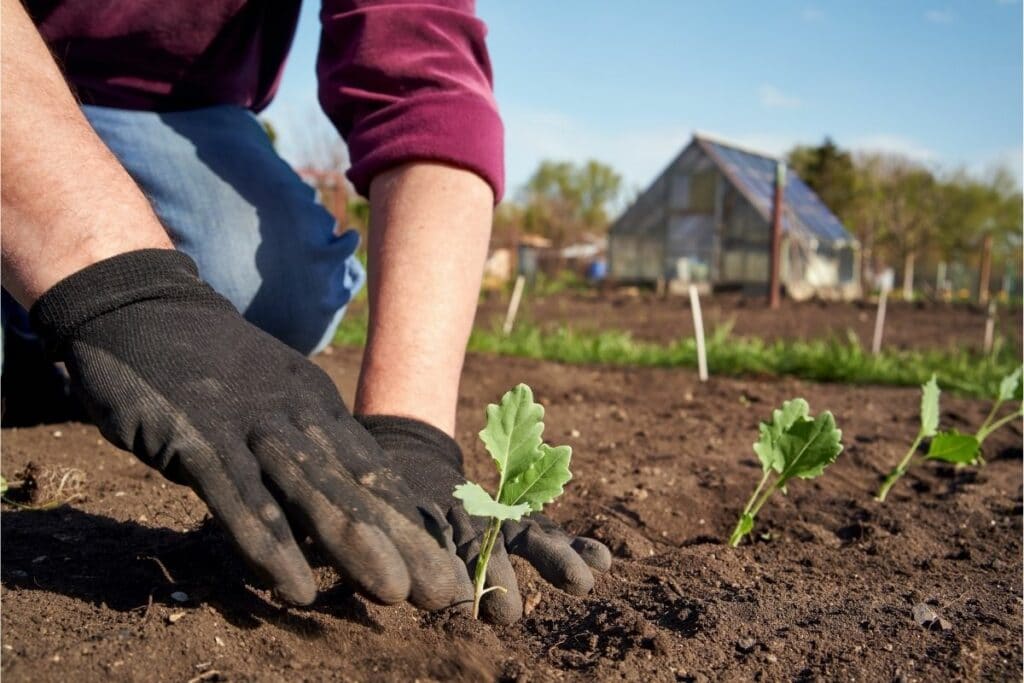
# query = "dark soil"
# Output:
<box><xmin>477</xmin><ymin>290</ymin><xmax>1023</xmax><ymax>353</ymax></box>
<box><xmin>2</xmin><ymin>348</ymin><xmax>1021</xmax><ymax>681</ymax></box>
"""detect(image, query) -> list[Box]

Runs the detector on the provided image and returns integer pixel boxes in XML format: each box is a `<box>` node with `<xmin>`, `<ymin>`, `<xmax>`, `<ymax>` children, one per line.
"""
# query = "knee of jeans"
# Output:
<box><xmin>247</xmin><ymin>296</ymin><xmax>346</xmax><ymax>356</ymax></box>
<box><xmin>242</xmin><ymin>251</ymin><xmax>364</xmax><ymax>357</ymax></box>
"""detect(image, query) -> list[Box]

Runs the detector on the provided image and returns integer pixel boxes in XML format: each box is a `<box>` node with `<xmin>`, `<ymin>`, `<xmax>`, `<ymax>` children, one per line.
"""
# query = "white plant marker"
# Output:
<box><xmin>689</xmin><ymin>284</ymin><xmax>708</xmax><ymax>382</ymax></box>
<box><xmin>503</xmin><ymin>274</ymin><xmax>526</xmax><ymax>335</ymax></box>
<box><xmin>871</xmin><ymin>284</ymin><xmax>889</xmax><ymax>355</ymax></box>
<box><xmin>983</xmin><ymin>301</ymin><xmax>996</xmax><ymax>354</ymax></box>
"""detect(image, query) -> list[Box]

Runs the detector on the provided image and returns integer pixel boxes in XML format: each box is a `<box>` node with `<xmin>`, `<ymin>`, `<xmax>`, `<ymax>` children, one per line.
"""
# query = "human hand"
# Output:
<box><xmin>29</xmin><ymin>249</ymin><xmax>460</xmax><ymax>609</ymax></box>
<box><xmin>357</xmin><ymin>415</ymin><xmax>612</xmax><ymax>623</ymax></box>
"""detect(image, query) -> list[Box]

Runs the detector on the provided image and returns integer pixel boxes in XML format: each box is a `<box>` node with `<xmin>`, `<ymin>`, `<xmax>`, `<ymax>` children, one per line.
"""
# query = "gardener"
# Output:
<box><xmin>1</xmin><ymin>0</ymin><xmax>609</xmax><ymax>623</ymax></box>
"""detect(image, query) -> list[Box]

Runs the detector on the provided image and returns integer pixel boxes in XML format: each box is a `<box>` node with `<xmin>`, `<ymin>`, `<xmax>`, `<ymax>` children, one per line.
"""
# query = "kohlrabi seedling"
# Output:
<box><xmin>453</xmin><ymin>383</ymin><xmax>572</xmax><ymax>619</ymax></box>
<box><xmin>728</xmin><ymin>399</ymin><xmax>843</xmax><ymax>547</ymax></box>
<box><xmin>875</xmin><ymin>374</ymin><xmax>984</xmax><ymax>502</ymax></box>
<box><xmin>974</xmin><ymin>366</ymin><xmax>1023</xmax><ymax>453</ymax></box>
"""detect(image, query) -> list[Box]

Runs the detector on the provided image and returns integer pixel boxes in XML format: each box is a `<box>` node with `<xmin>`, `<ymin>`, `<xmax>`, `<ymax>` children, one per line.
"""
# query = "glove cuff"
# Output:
<box><xmin>29</xmin><ymin>249</ymin><xmax>221</xmax><ymax>355</ymax></box>
<box><xmin>355</xmin><ymin>414</ymin><xmax>464</xmax><ymax>470</ymax></box>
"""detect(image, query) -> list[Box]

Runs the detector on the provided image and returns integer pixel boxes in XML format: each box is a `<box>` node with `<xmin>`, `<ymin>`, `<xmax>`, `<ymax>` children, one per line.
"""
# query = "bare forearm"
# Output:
<box><xmin>355</xmin><ymin>163</ymin><xmax>493</xmax><ymax>435</ymax></box>
<box><xmin>0</xmin><ymin>0</ymin><xmax>173</xmax><ymax>307</ymax></box>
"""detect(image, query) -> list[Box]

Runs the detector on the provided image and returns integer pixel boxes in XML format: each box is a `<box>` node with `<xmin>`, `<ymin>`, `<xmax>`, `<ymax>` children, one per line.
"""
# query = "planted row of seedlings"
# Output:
<box><xmin>453</xmin><ymin>368</ymin><xmax>1023</xmax><ymax>618</ymax></box>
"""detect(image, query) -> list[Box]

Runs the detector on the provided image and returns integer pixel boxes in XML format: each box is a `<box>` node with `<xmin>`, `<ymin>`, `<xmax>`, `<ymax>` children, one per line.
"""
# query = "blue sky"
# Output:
<box><xmin>264</xmin><ymin>1</ymin><xmax>1023</xmax><ymax>197</ymax></box>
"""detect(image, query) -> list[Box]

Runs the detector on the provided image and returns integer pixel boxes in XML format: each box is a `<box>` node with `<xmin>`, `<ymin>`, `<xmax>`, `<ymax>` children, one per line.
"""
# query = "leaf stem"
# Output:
<box><xmin>471</xmin><ymin>517</ymin><xmax>504</xmax><ymax>619</ymax></box>
<box><xmin>728</xmin><ymin>470</ymin><xmax>772</xmax><ymax>547</ymax></box>
<box><xmin>875</xmin><ymin>433</ymin><xmax>923</xmax><ymax>502</ymax></box>
<box><xmin>743</xmin><ymin>471</ymin><xmax>772</xmax><ymax>517</ymax></box>
<box><xmin>977</xmin><ymin>398</ymin><xmax>1003</xmax><ymax>437</ymax></box>
<box><xmin>976</xmin><ymin>407</ymin><xmax>1024</xmax><ymax>443</ymax></box>
<box><xmin>749</xmin><ymin>476</ymin><xmax>781</xmax><ymax>519</ymax></box>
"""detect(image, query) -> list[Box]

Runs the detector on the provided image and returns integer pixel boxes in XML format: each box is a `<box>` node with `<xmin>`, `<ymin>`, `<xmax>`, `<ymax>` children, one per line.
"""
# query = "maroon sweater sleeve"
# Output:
<box><xmin>317</xmin><ymin>0</ymin><xmax>504</xmax><ymax>200</ymax></box>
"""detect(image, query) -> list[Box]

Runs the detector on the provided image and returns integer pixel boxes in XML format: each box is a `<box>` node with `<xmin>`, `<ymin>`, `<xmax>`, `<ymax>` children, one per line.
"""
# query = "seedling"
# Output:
<box><xmin>728</xmin><ymin>399</ymin><xmax>843</xmax><ymax>547</ymax></box>
<box><xmin>875</xmin><ymin>375</ymin><xmax>982</xmax><ymax>502</ymax></box>
<box><xmin>975</xmin><ymin>366</ymin><xmax>1023</xmax><ymax>450</ymax></box>
<box><xmin>453</xmin><ymin>383</ymin><xmax>572</xmax><ymax>619</ymax></box>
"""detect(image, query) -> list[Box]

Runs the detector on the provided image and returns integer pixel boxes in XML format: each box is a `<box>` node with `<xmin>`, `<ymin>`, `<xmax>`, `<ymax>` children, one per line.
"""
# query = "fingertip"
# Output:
<box><xmin>512</xmin><ymin>527</ymin><xmax>595</xmax><ymax>596</ymax></box>
<box><xmin>558</xmin><ymin>561</ymin><xmax>595</xmax><ymax>596</ymax></box>
<box><xmin>408</xmin><ymin>564</ymin><xmax>458</xmax><ymax>611</ymax></box>
<box><xmin>481</xmin><ymin>591</ymin><xmax>523</xmax><ymax>625</ymax></box>
<box><xmin>345</xmin><ymin>522</ymin><xmax>412</xmax><ymax>604</ymax></box>
<box><xmin>274</xmin><ymin>573</ymin><xmax>318</xmax><ymax>606</ymax></box>
<box><xmin>571</xmin><ymin>536</ymin><xmax>613</xmax><ymax>573</ymax></box>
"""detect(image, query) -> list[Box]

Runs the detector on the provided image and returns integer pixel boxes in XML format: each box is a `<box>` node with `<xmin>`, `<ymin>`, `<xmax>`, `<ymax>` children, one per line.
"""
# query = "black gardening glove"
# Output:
<box><xmin>357</xmin><ymin>415</ymin><xmax>612</xmax><ymax>624</ymax></box>
<box><xmin>29</xmin><ymin>249</ymin><xmax>460</xmax><ymax>609</ymax></box>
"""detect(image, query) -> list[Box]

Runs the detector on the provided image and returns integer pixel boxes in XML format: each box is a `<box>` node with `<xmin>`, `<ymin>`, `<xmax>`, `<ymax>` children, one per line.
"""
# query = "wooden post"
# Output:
<box><xmin>503</xmin><ymin>274</ymin><xmax>528</xmax><ymax>335</ymax></box>
<box><xmin>769</xmin><ymin>162</ymin><xmax>786</xmax><ymax>309</ymax></box>
<box><xmin>978</xmin><ymin>233</ymin><xmax>993</xmax><ymax>306</ymax></box>
<box><xmin>871</xmin><ymin>285</ymin><xmax>889</xmax><ymax>355</ymax></box>
<box><xmin>503</xmin><ymin>275</ymin><xmax>526</xmax><ymax>335</ymax></box>
<box><xmin>689</xmin><ymin>284</ymin><xmax>708</xmax><ymax>382</ymax></box>
<box><xmin>983</xmin><ymin>300</ymin><xmax>996</xmax><ymax>354</ymax></box>
<box><xmin>902</xmin><ymin>251</ymin><xmax>915</xmax><ymax>301</ymax></box>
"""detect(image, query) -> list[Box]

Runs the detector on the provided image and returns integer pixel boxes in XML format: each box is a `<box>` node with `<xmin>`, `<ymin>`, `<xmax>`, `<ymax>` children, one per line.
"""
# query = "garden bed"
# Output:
<box><xmin>476</xmin><ymin>290</ymin><xmax>1023</xmax><ymax>353</ymax></box>
<box><xmin>2</xmin><ymin>348</ymin><xmax>1021</xmax><ymax>681</ymax></box>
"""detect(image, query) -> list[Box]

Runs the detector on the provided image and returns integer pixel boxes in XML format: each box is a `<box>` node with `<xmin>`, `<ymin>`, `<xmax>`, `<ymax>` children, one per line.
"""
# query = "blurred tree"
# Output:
<box><xmin>790</xmin><ymin>138</ymin><xmax>1021</xmax><ymax>299</ymax></box>
<box><xmin>519</xmin><ymin>159</ymin><xmax>623</xmax><ymax>247</ymax></box>
<box><xmin>787</xmin><ymin>137</ymin><xmax>857</xmax><ymax>220</ymax></box>
<box><xmin>936</xmin><ymin>166</ymin><xmax>1023</xmax><ymax>302</ymax></box>
<box><xmin>875</xmin><ymin>158</ymin><xmax>938</xmax><ymax>298</ymax></box>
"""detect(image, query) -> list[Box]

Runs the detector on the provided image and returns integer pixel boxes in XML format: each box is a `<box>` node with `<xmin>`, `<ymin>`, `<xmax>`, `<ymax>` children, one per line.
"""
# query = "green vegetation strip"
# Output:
<box><xmin>333</xmin><ymin>317</ymin><xmax>1019</xmax><ymax>399</ymax></box>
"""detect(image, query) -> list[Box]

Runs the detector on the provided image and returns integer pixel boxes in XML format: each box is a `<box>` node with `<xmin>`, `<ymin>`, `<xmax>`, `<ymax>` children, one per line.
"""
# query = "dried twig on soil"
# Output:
<box><xmin>139</xmin><ymin>555</ymin><xmax>177</xmax><ymax>585</ymax></box>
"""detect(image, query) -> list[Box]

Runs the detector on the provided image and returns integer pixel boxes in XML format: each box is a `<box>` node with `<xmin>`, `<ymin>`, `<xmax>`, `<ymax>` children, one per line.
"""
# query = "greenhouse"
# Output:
<box><xmin>608</xmin><ymin>134</ymin><xmax>860</xmax><ymax>299</ymax></box>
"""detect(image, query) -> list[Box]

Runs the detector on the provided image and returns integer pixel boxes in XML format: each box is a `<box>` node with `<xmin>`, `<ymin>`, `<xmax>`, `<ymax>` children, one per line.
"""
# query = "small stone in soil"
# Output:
<box><xmin>170</xmin><ymin>591</ymin><xmax>190</xmax><ymax>603</ymax></box>
<box><xmin>167</xmin><ymin>612</ymin><xmax>186</xmax><ymax>624</ymax></box>
<box><xmin>912</xmin><ymin>603</ymin><xmax>952</xmax><ymax>631</ymax></box>
<box><xmin>736</xmin><ymin>637</ymin><xmax>757</xmax><ymax>654</ymax></box>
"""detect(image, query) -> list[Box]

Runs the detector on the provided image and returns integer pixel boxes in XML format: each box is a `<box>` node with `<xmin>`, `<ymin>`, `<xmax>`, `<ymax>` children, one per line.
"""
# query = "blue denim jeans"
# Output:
<box><xmin>3</xmin><ymin>104</ymin><xmax>364</xmax><ymax>362</ymax></box>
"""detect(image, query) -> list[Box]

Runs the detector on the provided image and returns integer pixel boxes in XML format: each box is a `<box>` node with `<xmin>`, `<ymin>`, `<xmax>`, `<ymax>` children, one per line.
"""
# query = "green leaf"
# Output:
<box><xmin>478</xmin><ymin>384</ymin><xmax>544</xmax><ymax>479</ymax></box>
<box><xmin>0</xmin><ymin>476</ymin><xmax>7</xmax><ymax>496</ymax></box>
<box><xmin>774</xmin><ymin>411</ymin><xmax>844</xmax><ymax>484</ymax></box>
<box><xmin>753</xmin><ymin>398</ymin><xmax>810</xmax><ymax>474</ymax></box>
<box><xmin>926</xmin><ymin>431</ymin><xmax>980</xmax><ymax>465</ymax></box>
<box><xmin>453</xmin><ymin>482</ymin><xmax>531</xmax><ymax>521</ymax></box>
<box><xmin>500</xmin><ymin>443</ymin><xmax>572</xmax><ymax>512</ymax></box>
<box><xmin>920</xmin><ymin>375</ymin><xmax>940</xmax><ymax>438</ymax></box>
<box><xmin>998</xmin><ymin>367</ymin><xmax>1022</xmax><ymax>402</ymax></box>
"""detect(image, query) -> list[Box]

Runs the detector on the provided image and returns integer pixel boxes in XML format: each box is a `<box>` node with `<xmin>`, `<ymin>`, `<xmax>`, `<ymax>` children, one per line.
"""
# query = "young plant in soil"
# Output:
<box><xmin>453</xmin><ymin>383</ymin><xmax>572</xmax><ymax>619</ymax></box>
<box><xmin>974</xmin><ymin>366</ymin><xmax>1023</xmax><ymax>452</ymax></box>
<box><xmin>729</xmin><ymin>399</ymin><xmax>843</xmax><ymax>547</ymax></box>
<box><xmin>875</xmin><ymin>374</ymin><xmax>987</xmax><ymax>502</ymax></box>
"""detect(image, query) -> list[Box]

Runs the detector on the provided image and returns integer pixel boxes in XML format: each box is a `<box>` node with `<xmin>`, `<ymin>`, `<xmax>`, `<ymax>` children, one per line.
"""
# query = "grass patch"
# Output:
<box><xmin>333</xmin><ymin>315</ymin><xmax>1019</xmax><ymax>399</ymax></box>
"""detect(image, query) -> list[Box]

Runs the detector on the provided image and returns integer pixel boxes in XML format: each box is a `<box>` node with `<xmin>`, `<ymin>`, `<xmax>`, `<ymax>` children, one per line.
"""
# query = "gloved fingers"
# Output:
<box><xmin>570</xmin><ymin>536</ymin><xmax>613</xmax><ymax>572</ymax></box>
<box><xmin>248</xmin><ymin>422</ymin><xmax>412</xmax><ymax>605</ymax></box>
<box><xmin>432</xmin><ymin>502</ymin><xmax>475</xmax><ymax>611</ymax></box>
<box><xmin>255</xmin><ymin>418</ymin><xmax>459</xmax><ymax>611</ymax></box>
<box><xmin>181</xmin><ymin>447</ymin><xmax>317</xmax><ymax>606</ymax></box>
<box><xmin>503</xmin><ymin>518</ymin><xmax>595</xmax><ymax>596</ymax></box>
<box><xmin>447</xmin><ymin>504</ymin><xmax>482</xmax><ymax>546</ymax></box>
<box><xmin>311</xmin><ymin>416</ymin><xmax>464</xmax><ymax>611</ymax></box>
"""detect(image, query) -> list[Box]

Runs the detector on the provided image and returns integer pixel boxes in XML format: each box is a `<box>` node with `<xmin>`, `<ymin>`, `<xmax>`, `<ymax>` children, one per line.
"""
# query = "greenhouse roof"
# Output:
<box><xmin>695</xmin><ymin>134</ymin><xmax>856</xmax><ymax>247</ymax></box>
